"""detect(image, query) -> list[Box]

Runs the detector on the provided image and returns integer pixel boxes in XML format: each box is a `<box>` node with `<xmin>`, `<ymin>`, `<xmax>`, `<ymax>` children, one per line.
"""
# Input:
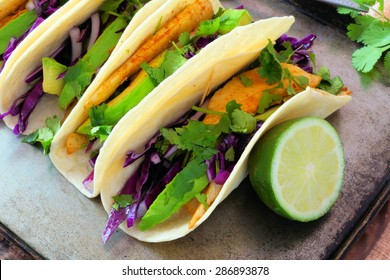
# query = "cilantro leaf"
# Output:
<box><xmin>276</xmin><ymin>42</ymin><xmax>294</xmax><ymax>63</ymax></box>
<box><xmin>161</xmin><ymin>120</ymin><xmax>220</xmax><ymax>161</ymax></box>
<box><xmin>225</xmin><ymin>100</ymin><xmax>242</xmax><ymax>115</ymax></box>
<box><xmin>240</xmin><ymin>74</ymin><xmax>253</xmax><ymax>87</ymax></box>
<box><xmin>112</xmin><ymin>194</ymin><xmax>134</xmax><ymax>211</ymax></box>
<box><xmin>317</xmin><ymin>67</ymin><xmax>344</xmax><ymax>95</ymax></box>
<box><xmin>195</xmin><ymin>193</ymin><xmax>209</xmax><ymax>210</ymax></box>
<box><xmin>257</xmin><ymin>91</ymin><xmax>283</xmax><ymax>114</ymax></box>
<box><xmin>384</xmin><ymin>51</ymin><xmax>390</xmax><ymax>75</ymax></box>
<box><xmin>230</xmin><ymin>109</ymin><xmax>256</xmax><ymax>134</ymax></box>
<box><xmin>178</xmin><ymin>32</ymin><xmax>191</xmax><ymax>47</ymax></box>
<box><xmin>22</xmin><ymin>116</ymin><xmax>61</xmax><ymax>154</ymax></box>
<box><xmin>194</xmin><ymin>17</ymin><xmax>221</xmax><ymax>38</ymax></box>
<box><xmin>358</xmin><ymin>18</ymin><xmax>390</xmax><ymax>47</ymax></box>
<box><xmin>347</xmin><ymin>16</ymin><xmax>375</xmax><ymax>41</ymax></box>
<box><xmin>141</xmin><ymin>50</ymin><xmax>187</xmax><ymax>85</ymax></box>
<box><xmin>225</xmin><ymin>146</ymin><xmax>235</xmax><ymax>162</ymax></box>
<box><xmin>90</xmin><ymin>125</ymin><xmax>113</xmax><ymax>142</ymax></box>
<box><xmin>339</xmin><ymin>2</ymin><xmax>390</xmax><ymax>78</ymax></box>
<box><xmin>352</xmin><ymin>46</ymin><xmax>383</xmax><ymax>73</ymax></box>
<box><xmin>257</xmin><ymin>41</ymin><xmax>283</xmax><ymax>84</ymax></box>
<box><xmin>89</xmin><ymin>103</ymin><xmax>108</xmax><ymax>127</ymax></box>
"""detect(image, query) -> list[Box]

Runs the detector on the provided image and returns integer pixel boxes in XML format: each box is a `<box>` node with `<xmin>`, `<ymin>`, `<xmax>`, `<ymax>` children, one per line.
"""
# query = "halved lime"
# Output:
<box><xmin>248</xmin><ymin>117</ymin><xmax>345</xmax><ymax>222</ymax></box>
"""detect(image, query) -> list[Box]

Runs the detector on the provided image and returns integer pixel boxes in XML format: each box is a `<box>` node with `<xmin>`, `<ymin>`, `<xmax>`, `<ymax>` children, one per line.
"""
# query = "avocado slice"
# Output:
<box><xmin>77</xmin><ymin>8</ymin><xmax>255</xmax><ymax>138</ymax></box>
<box><xmin>218</xmin><ymin>9</ymin><xmax>253</xmax><ymax>34</ymax></box>
<box><xmin>42</xmin><ymin>57</ymin><xmax>67</xmax><ymax>95</ymax></box>
<box><xmin>0</xmin><ymin>10</ymin><xmax>37</xmax><ymax>55</ymax></box>
<box><xmin>58</xmin><ymin>15</ymin><xmax>129</xmax><ymax>110</ymax></box>
<box><xmin>76</xmin><ymin>51</ymin><xmax>168</xmax><ymax>135</ymax></box>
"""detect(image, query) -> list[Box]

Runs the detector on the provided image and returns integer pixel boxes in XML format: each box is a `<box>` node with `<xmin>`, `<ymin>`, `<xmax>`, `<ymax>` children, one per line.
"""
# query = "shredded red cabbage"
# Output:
<box><xmin>102</xmin><ymin>109</ymin><xmax>264</xmax><ymax>243</ymax></box>
<box><xmin>275</xmin><ymin>34</ymin><xmax>317</xmax><ymax>73</ymax></box>
<box><xmin>1</xmin><ymin>0</ymin><xmax>64</xmax><ymax>73</ymax></box>
<box><xmin>12</xmin><ymin>81</ymin><xmax>44</xmax><ymax>135</ymax></box>
<box><xmin>123</xmin><ymin>133</ymin><xmax>160</xmax><ymax>167</ymax></box>
<box><xmin>25</xmin><ymin>42</ymin><xmax>67</xmax><ymax>84</ymax></box>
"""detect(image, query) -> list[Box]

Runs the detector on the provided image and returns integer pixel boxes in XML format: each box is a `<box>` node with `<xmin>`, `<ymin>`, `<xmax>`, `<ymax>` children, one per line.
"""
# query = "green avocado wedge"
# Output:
<box><xmin>58</xmin><ymin>15</ymin><xmax>129</xmax><ymax>110</ymax></box>
<box><xmin>76</xmin><ymin>8</ymin><xmax>253</xmax><ymax>139</ymax></box>
<box><xmin>0</xmin><ymin>10</ymin><xmax>38</xmax><ymax>55</ymax></box>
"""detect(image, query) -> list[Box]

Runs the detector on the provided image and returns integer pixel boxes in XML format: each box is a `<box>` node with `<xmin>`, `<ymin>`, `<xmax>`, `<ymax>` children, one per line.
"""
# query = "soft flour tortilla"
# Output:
<box><xmin>99</xmin><ymin>88</ymin><xmax>351</xmax><ymax>243</ymax></box>
<box><xmin>90</xmin><ymin>17</ymin><xmax>326</xmax><ymax>243</ymax></box>
<box><xmin>0</xmin><ymin>0</ymin><xmax>166</xmax><ymax>134</ymax></box>
<box><xmin>0</xmin><ymin>0</ymin><xmax>78</xmax><ymax>85</ymax></box>
<box><xmin>49</xmin><ymin>0</ymin><xmax>225</xmax><ymax>198</ymax></box>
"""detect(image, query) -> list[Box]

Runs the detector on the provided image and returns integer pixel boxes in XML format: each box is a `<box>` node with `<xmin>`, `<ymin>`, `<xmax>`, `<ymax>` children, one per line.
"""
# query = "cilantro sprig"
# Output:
<box><xmin>337</xmin><ymin>0</ymin><xmax>390</xmax><ymax>80</ymax></box>
<box><xmin>257</xmin><ymin>40</ymin><xmax>310</xmax><ymax>96</ymax></box>
<box><xmin>22</xmin><ymin>116</ymin><xmax>61</xmax><ymax>154</ymax></box>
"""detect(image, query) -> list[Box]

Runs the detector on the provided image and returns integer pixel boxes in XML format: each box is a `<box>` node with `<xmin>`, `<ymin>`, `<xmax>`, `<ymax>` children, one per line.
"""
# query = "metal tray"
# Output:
<box><xmin>0</xmin><ymin>0</ymin><xmax>389</xmax><ymax>259</ymax></box>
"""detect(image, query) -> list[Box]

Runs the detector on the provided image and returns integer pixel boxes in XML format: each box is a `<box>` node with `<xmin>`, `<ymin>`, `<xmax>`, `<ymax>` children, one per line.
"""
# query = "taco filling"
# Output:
<box><xmin>1</xmin><ymin>0</ymin><xmax>151</xmax><ymax>146</ymax></box>
<box><xmin>101</xmin><ymin>34</ymin><xmax>351</xmax><ymax>243</ymax></box>
<box><xmin>61</xmin><ymin>1</ymin><xmax>254</xmax><ymax>192</ymax></box>
<box><xmin>0</xmin><ymin>0</ymin><xmax>69</xmax><ymax>71</ymax></box>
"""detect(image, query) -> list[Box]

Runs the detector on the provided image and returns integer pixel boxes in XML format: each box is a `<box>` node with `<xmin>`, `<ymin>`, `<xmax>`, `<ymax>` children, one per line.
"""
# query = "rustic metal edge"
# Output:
<box><xmin>0</xmin><ymin>222</ymin><xmax>45</xmax><ymax>260</ymax></box>
<box><xmin>329</xmin><ymin>174</ymin><xmax>390</xmax><ymax>260</ymax></box>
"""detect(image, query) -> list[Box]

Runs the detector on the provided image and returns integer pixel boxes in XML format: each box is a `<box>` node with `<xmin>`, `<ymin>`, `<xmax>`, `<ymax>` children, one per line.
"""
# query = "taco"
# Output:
<box><xmin>0</xmin><ymin>0</ymin><xmax>164</xmax><ymax>137</ymax></box>
<box><xmin>49</xmin><ymin>0</ymin><xmax>293</xmax><ymax>198</ymax></box>
<box><xmin>95</xmin><ymin>32</ymin><xmax>352</xmax><ymax>243</ymax></box>
<box><xmin>0</xmin><ymin>0</ymin><xmax>74</xmax><ymax>72</ymax></box>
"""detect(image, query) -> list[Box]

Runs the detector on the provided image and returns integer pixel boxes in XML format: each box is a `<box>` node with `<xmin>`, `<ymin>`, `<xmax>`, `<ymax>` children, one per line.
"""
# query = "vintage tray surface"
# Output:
<box><xmin>0</xmin><ymin>0</ymin><xmax>389</xmax><ymax>259</ymax></box>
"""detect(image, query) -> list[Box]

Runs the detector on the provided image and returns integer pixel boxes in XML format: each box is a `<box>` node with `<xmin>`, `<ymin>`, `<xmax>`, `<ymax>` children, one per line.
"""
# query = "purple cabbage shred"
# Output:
<box><xmin>275</xmin><ymin>34</ymin><xmax>317</xmax><ymax>73</ymax></box>
<box><xmin>1</xmin><ymin>0</ymin><xmax>63</xmax><ymax>72</ymax></box>
<box><xmin>11</xmin><ymin>81</ymin><xmax>44</xmax><ymax>135</ymax></box>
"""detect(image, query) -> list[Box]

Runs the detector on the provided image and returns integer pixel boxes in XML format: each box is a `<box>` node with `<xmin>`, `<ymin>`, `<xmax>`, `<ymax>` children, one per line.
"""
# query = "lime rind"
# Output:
<box><xmin>249</xmin><ymin>117</ymin><xmax>345</xmax><ymax>222</ymax></box>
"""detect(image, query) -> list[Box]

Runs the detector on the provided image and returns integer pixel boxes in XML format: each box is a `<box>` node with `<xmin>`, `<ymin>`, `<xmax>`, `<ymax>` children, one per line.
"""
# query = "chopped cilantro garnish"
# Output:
<box><xmin>22</xmin><ymin>116</ymin><xmax>61</xmax><ymax>154</ymax></box>
<box><xmin>240</xmin><ymin>74</ymin><xmax>253</xmax><ymax>87</ymax></box>
<box><xmin>317</xmin><ymin>67</ymin><xmax>344</xmax><ymax>95</ymax></box>
<box><xmin>191</xmin><ymin>100</ymin><xmax>257</xmax><ymax>135</ymax></box>
<box><xmin>257</xmin><ymin>91</ymin><xmax>283</xmax><ymax>114</ymax></box>
<box><xmin>195</xmin><ymin>193</ymin><xmax>209</xmax><ymax>210</ymax></box>
<box><xmin>112</xmin><ymin>194</ymin><xmax>134</xmax><ymax>211</ymax></box>
<box><xmin>161</xmin><ymin>120</ymin><xmax>220</xmax><ymax>161</ymax></box>
<box><xmin>141</xmin><ymin>50</ymin><xmax>187</xmax><ymax>85</ymax></box>
<box><xmin>90</xmin><ymin>125</ymin><xmax>113</xmax><ymax>142</ymax></box>
<box><xmin>257</xmin><ymin>40</ymin><xmax>309</xmax><ymax>95</ymax></box>
<box><xmin>89</xmin><ymin>103</ymin><xmax>108</xmax><ymax>127</ymax></box>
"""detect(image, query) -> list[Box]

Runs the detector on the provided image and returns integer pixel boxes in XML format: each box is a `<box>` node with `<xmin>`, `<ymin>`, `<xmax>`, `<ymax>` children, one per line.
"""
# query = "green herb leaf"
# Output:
<box><xmin>112</xmin><ymin>194</ymin><xmax>134</xmax><ymax>211</ymax></box>
<box><xmin>384</xmin><ymin>51</ymin><xmax>390</xmax><ymax>75</ymax></box>
<box><xmin>276</xmin><ymin>42</ymin><xmax>294</xmax><ymax>63</ymax></box>
<box><xmin>317</xmin><ymin>67</ymin><xmax>344</xmax><ymax>95</ymax></box>
<box><xmin>141</xmin><ymin>50</ymin><xmax>187</xmax><ymax>85</ymax></box>
<box><xmin>178</xmin><ymin>32</ymin><xmax>191</xmax><ymax>47</ymax></box>
<box><xmin>339</xmin><ymin>2</ymin><xmax>390</xmax><ymax>78</ymax></box>
<box><xmin>225</xmin><ymin>146</ymin><xmax>235</xmax><ymax>162</ymax></box>
<box><xmin>257</xmin><ymin>91</ymin><xmax>283</xmax><ymax>114</ymax></box>
<box><xmin>257</xmin><ymin>41</ymin><xmax>283</xmax><ymax>84</ymax></box>
<box><xmin>230</xmin><ymin>109</ymin><xmax>256</xmax><ymax>134</ymax></box>
<box><xmin>22</xmin><ymin>116</ymin><xmax>61</xmax><ymax>154</ymax></box>
<box><xmin>240</xmin><ymin>74</ymin><xmax>253</xmax><ymax>87</ymax></box>
<box><xmin>195</xmin><ymin>17</ymin><xmax>221</xmax><ymax>38</ymax></box>
<box><xmin>225</xmin><ymin>100</ymin><xmax>242</xmax><ymax>115</ymax></box>
<box><xmin>161</xmin><ymin>120</ymin><xmax>220</xmax><ymax>161</ymax></box>
<box><xmin>352</xmin><ymin>45</ymin><xmax>383</xmax><ymax>73</ymax></box>
<box><xmin>195</xmin><ymin>193</ymin><xmax>209</xmax><ymax>210</ymax></box>
<box><xmin>90</xmin><ymin>125</ymin><xmax>113</xmax><ymax>142</ymax></box>
<box><xmin>89</xmin><ymin>103</ymin><xmax>108</xmax><ymax>127</ymax></box>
